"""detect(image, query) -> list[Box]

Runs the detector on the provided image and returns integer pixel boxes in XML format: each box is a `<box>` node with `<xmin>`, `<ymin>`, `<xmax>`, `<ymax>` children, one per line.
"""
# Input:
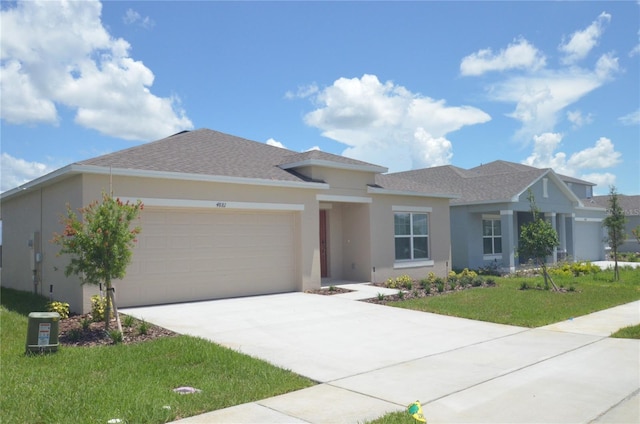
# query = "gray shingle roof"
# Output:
<box><xmin>78</xmin><ymin>129</ymin><xmax>394</xmax><ymax>185</ymax></box>
<box><xmin>586</xmin><ymin>195</ymin><xmax>640</xmax><ymax>215</ymax></box>
<box><xmin>389</xmin><ymin>161</ymin><xmax>553</xmax><ymax>204</ymax></box>
<box><xmin>78</xmin><ymin>129</ymin><xmax>313</xmax><ymax>183</ymax></box>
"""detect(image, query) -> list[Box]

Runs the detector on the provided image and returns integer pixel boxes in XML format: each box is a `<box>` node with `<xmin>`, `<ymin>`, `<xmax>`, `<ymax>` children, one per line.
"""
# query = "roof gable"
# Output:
<box><xmin>390</xmin><ymin>160</ymin><xmax>585</xmax><ymax>205</ymax></box>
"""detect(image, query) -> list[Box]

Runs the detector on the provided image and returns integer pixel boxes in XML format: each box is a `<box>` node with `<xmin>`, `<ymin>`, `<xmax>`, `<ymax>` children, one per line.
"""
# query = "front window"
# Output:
<box><xmin>395</xmin><ymin>212</ymin><xmax>429</xmax><ymax>260</ymax></box>
<box><xmin>483</xmin><ymin>219</ymin><xmax>502</xmax><ymax>255</ymax></box>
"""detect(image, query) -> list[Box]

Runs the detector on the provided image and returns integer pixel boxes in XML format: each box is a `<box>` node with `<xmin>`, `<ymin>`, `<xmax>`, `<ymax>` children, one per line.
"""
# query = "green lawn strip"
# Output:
<box><xmin>610</xmin><ymin>324</ymin><xmax>640</xmax><ymax>339</ymax></box>
<box><xmin>1</xmin><ymin>290</ymin><xmax>314</xmax><ymax>424</ymax></box>
<box><xmin>388</xmin><ymin>267</ymin><xmax>640</xmax><ymax>328</ymax></box>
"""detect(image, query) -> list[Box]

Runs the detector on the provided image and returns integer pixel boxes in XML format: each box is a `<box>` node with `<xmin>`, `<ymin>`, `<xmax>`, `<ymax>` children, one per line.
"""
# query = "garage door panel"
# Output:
<box><xmin>119</xmin><ymin>208</ymin><xmax>297</xmax><ymax>307</ymax></box>
<box><xmin>574</xmin><ymin>222</ymin><xmax>603</xmax><ymax>261</ymax></box>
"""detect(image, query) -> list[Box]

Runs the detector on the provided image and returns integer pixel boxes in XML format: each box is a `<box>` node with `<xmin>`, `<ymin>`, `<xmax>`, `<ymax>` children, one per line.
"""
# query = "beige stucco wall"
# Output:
<box><xmin>1</xmin><ymin>175</ymin><xmax>85</xmax><ymax>311</ymax></box>
<box><xmin>2</xmin><ymin>166</ymin><xmax>453</xmax><ymax>312</ymax></box>
<box><xmin>80</xmin><ymin>173</ymin><xmax>322</xmax><ymax>311</ymax></box>
<box><xmin>369</xmin><ymin>194</ymin><xmax>452</xmax><ymax>283</ymax></box>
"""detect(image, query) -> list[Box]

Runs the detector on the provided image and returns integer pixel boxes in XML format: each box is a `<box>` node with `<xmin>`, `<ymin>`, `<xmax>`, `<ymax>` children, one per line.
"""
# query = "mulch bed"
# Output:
<box><xmin>305</xmin><ymin>287</ymin><xmax>353</xmax><ymax>295</ymax></box>
<box><xmin>58</xmin><ymin>314</ymin><xmax>178</xmax><ymax>347</ymax></box>
<box><xmin>362</xmin><ymin>280</ymin><xmax>497</xmax><ymax>305</ymax></box>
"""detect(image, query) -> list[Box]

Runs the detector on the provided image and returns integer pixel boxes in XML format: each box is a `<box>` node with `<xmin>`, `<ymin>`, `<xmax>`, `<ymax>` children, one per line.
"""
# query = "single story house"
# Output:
<box><xmin>588</xmin><ymin>195</ymin><xmax>640</xmax><ymax>254</ymax></box>
<box><xmin>1</xmin><ymin>129</ymin><xmax>455</xmax><ymax>313</ymax></box>
<box><xmin>392</xmin><ymin>161</ymin><xmax>608</xmax><ymax>271</ymax></box>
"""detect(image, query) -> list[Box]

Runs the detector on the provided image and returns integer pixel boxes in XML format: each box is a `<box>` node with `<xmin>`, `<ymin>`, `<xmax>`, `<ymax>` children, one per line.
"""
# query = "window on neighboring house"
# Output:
<box><xmin>483</xmin><ymin>219</ymin><xmax>502</xmax><ymax>255</ymax></box>
<box><xmin>394</xmin><ymin>212</ymin><xmax>429</xmax><ymax>261</ymax></box>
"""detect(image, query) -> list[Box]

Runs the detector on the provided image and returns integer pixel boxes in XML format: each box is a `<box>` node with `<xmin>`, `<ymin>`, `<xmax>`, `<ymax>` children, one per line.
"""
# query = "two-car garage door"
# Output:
<box><xmin>118</xmin><ymin>208</ymin><xmax>297</xmax><ymax>307</ymax></box>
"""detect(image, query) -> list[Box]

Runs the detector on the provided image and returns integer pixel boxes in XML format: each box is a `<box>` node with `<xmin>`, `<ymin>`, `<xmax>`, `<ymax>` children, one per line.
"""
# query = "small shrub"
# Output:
<box><xmin>437</xmin><ymin>282</ymin><xmax>445</xmax><ymax>293</ymax></box>
<box><xmin>138</xmin><ymin>320</ymin><xmax>150</xmax><ymax>335</ymax></box>
<box><xmin>68</xmin><ymin>328</ymin><xmax>82</xmax><ymax>342</ymax></box>
<box><xmin>520</xmin><ymin>282</ymin><xmax>530</xmax><ymax>290</ymax></box>
<box><xmin>108</xmin><ymin>330</ymin><xmax>123</xmax><ymax>344</ymax></box>
<box><xmin>569</xmin><ymin>285</ymin><xmax>576</xmax><ymax>292</ymax></box>
<box><xmin>471</xmin><ymin>277</ymin><xmax>483</xmax><ymax>287</ymax></box>
<box><xmin>80</xmin><ymin>317</ymin><xmax>91</xmax><ymax>330</ymax></box>
<box><xmin>449</xmin><ymin>282</ymin><xmax>457</xmax><ymax>291</ymax></box>
<box><xmin>397</xmin><ymin>275</ymin><xmax>413</xmax><ymax>289</ymax></box>
<box><xmin>47</xmin><ymin>301</ymin><xmax>69</xmax><ymax>319</ymax></box>
<box><xmin>419</xmin><ymin>278</ymin><xmax>430</xmax><ymax>289</ymax></box>
<box><xmin>447</xmin><ymin>271</ymin><xmax>458</xmax><ymax>284</ymax></box>
<box><xmin>397</xmin><ymin>290</ymin><xmax>404</xmax><ymax>300</ymax></box>
<box><xmin>485</xmin><ymin>278</ymin><xmax>496</xmax><ymax>286</ymax></box>
<box><xmin>377</xmin><ymin>292</ymin><xmax>385</xmax><ymax>301</ymax></box>
<box><xmin>122</xmin><ymin>315</ymin><xmax>135</xmax><ymax>328</ymax></box>
<box><xmin>90</xmin><ymin>295</ymin><xmax>113</xmax><ymax>321</ymax></box>
<box><xmin>385</xmin><ymin>277</ymin><xmax>398</xmax><ymax>289</ymax></box>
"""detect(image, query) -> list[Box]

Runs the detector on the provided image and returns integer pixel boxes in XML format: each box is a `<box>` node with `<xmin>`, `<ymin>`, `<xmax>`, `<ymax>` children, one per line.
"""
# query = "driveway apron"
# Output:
<box><xmin>122</xmin><ymin>294</ymin><xmax>640</xmax><ymax>424</ymax></box>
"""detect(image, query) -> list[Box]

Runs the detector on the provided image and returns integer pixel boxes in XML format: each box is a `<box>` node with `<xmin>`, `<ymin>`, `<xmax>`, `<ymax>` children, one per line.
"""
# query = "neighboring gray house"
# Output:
<box><xmin>393</xmin><ymin>161</ymin><xmax>607</xmax><ymax>271</ymax></box>
<box><xmin>588</xmin><ymin>195</ymin><xmax>640</xmax><ymax>254</ymax></box>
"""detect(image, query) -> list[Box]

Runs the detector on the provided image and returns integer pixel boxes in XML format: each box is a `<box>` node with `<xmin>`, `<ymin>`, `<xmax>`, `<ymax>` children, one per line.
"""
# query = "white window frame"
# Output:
<box><xmin>482</xmin><ymin>215</ymin><xmax>502</xmax><ymax>259</ymax></box>
<box><xmin>392</xmin><ymin>206</ymin><xmax>433</xmax><ymax>268</ymax></box>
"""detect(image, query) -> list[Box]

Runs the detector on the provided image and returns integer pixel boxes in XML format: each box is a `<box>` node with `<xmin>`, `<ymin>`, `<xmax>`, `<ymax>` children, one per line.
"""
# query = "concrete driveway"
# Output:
<box><xmin>122</xmin><ymin>290</ymin><xmax>640</xmax><ymax>424</ymax></box>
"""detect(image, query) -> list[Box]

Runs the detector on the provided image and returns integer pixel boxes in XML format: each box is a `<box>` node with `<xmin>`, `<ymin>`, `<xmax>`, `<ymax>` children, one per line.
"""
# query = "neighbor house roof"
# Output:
<box><xmin>389</xmin><ymin>160</ymin><xmax>584</xmax><ymax>205</ymax></box>
<box><xmin>586</xmin><ymin>195</ymin><xmax>640</xmax><ymax>215</ymax></box>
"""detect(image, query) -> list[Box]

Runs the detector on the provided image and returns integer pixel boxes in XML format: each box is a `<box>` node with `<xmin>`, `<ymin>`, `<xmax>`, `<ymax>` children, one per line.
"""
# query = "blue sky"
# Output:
<box><xmin>1</xmin><ymin>0</ymin><xmax>639</xmax><ymax>196</ymax></box>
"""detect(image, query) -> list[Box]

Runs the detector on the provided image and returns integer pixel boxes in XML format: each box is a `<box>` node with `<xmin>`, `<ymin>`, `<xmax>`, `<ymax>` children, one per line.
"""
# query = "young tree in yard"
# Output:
<box><xmin>53</xmin><ymin>193</ymin><xmax>143</xmax><ymax>332</ymax></box>
<box><xmin>631</xmin><ymin>226</ymin><xmax>640</xmax><ymax>245</ymax></box>
<box><xmin>603</xmin><ymin>186</ymin><xmax>627</xmax><ymax>281</ymax></box>
<box><xmin>518</xmin><ymin>190</ymin><xmax>560</xmax><ymax>291</ymax></box>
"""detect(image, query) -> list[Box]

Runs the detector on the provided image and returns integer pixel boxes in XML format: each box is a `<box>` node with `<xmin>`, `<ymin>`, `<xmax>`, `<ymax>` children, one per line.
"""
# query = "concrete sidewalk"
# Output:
<box><xmin>122</xmin><ymin>289</ymin><xmax>640</xmax><ymax>424</ymax></box>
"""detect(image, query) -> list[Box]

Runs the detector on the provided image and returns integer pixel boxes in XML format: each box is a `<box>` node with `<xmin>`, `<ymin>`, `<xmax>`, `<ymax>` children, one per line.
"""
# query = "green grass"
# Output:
<box><xmin>388</xmin><ymin>266</ymin><xmax>640</xmax><ymax>327</ymax></box>
<box><xmin>611</xmin><ymin>324</ymin><xmax>640</xmax><ymax>339</ymax></box>
<box><xmin>1</xmin><ymin>287</ymin><xmax>314</xmax><ymax>424</ymax></box>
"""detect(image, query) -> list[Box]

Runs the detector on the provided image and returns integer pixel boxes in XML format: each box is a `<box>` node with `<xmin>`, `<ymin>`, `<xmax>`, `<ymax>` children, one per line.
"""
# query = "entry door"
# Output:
<box><xmin>320</xmin><ymin>210</ymin><xmax>328</xmax><ymax>278</ymax></box>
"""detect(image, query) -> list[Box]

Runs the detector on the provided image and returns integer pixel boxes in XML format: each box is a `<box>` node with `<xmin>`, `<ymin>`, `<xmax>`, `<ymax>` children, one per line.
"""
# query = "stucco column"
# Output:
<box><xmin>500</xmin><ymin>210</ymin><xmax>515</xmax><ymax>272</ymax></box>
<box><xmin>557</xmin><ymin>213</ymin><xmax>567</xmax><ymax>261</ymax></box>
<box><xmin>547</xmin><ymin>212</ymin><xmax>557</xmax><ymax>263</ymax></box>
<box><xmin>567</xmin><ymin>214</ymin><xmax>576</xmax><ymax>262</ymax></box>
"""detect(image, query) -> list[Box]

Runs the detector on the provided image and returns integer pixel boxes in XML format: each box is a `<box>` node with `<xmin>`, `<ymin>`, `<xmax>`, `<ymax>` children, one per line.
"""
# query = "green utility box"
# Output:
<box><xmin>25</xmin><ymin>312</ymin><xmax>60</xmax><ymax>353</ymax></box>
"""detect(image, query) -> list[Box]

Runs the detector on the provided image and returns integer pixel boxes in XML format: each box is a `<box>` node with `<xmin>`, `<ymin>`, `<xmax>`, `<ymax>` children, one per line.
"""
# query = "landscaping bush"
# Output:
<box><xmin>47</xmin><ymin>301</ymin><xmax>69</xmax><ymax>319</ymax></box>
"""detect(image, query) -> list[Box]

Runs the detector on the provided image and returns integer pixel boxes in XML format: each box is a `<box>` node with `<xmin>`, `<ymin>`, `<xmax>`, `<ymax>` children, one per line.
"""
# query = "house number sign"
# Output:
<box><xmin>216</xmin><ymin>202</ymin><xmax>227</xmax><ymax>208</ymax></box>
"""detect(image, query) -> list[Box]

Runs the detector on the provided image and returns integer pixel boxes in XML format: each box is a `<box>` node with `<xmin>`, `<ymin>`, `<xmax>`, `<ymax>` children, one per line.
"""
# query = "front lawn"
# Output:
<box><xmin>0</xmin><ymin>287</ymin><xmax>314</xmax><ymax>424</ymax></box>
<box><xmin>388</xmin><ymin>266</ymin><xmax>640</xmax><ymax>327</ymax></box>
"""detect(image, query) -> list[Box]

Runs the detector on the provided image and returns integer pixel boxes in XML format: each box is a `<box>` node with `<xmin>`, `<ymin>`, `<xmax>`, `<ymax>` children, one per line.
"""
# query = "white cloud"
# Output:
<box><xmin>0</xmin><ymin>0</ymin><xmax>191</xmax><ymax>141</ymax></box>
<box><xmin>581</xmin><ymin>173</ymin><xmax>617</xmax><ymax>195</ymax></box>
<box><xmin>285</xmin><ymin>83</ymin><xmax>319</xmax><ymax>100</ymax></box>
<box><xmin>266</xmin><ymin>138</ymin><xmax>286</xmax><ymax>148</ymax></box>
<box><xmin>302</xmin><ymin>74</ymin><xmax>490</xmax><ymax>171</ymax></box>
<box><xmin>522</xmin><ymin>133</ymin><xmax>621</xmax><ymax>191</ymax></box>
<box><xmin>463</xmin><ymin>13</ymin><xmax>618</xmax><ymax>142</ymax></box>
<box><xmin>559</xmin><ymin>12</ymin><xmax>611</xmax><ymax>65</ymax></box>
<box><xmin>0</xmin><ymin>153</ymin><xmax>54</xmax><ymax>192</ymax></box>
<box><xmin>123</xmin><ymin>8</ymin><xmax>155</xmax><ymax>29</ymax></box>
<box><xmin>460</xmin><ymin>38</ymin><xmax>546</xmax><ymax>76</ymax></box>
<box><xmin>566</xmin><ymin>110</ymin><xmax>593</xmax><ymax>129</ymax></box>
<box><xmin>618</xmin><ymin>109</ymin><xmax>640</xmax><ymax>126</ymax></box>
<box><xmin>489</xmin><ymin>55</ymin><xmax>618</xmax><ymax>140</ymax></box>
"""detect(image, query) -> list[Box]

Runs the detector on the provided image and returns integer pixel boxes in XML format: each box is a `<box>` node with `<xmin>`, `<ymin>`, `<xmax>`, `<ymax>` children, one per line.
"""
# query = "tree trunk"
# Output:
<box><xmin>104</xmin><ymin>279</ymin><xmax>112</xmax><ymax>332</ymax></box>
<box><xmin>109</xmin><ymin>287</ymin><xmax>123</xmax><ymax>334</ymax></box>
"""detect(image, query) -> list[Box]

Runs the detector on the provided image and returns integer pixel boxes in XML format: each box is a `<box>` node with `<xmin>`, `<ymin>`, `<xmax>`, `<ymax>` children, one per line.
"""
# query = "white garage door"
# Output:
<box><xmin>117</xmin><ymin>208</ymin><xmax>297</xmax><ymax>307</ymax></box>
<box><xmin>574</xmin><ymin>221</ymin><xmax>604</xmax><ymax>261</ymax></box>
